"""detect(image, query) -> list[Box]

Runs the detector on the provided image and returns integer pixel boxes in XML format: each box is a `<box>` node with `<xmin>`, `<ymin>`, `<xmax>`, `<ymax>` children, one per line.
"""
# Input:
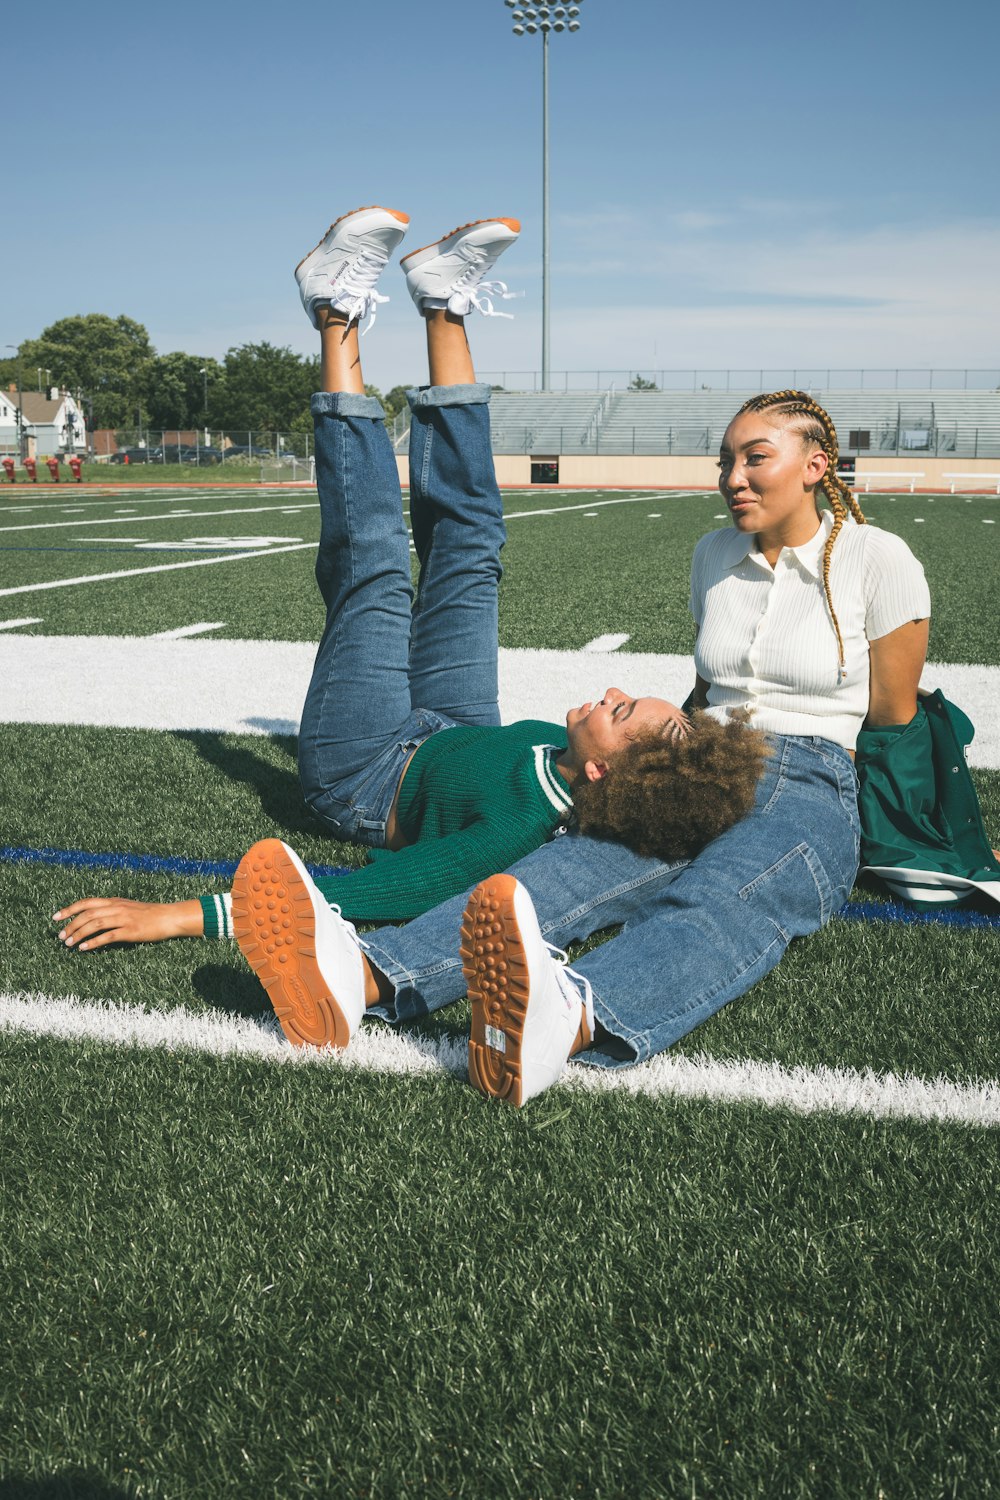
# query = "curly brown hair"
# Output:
<box><xmin>571</xmin><ymin>711</ymin><xmax>770</xmax><ymax>862</ymax></box>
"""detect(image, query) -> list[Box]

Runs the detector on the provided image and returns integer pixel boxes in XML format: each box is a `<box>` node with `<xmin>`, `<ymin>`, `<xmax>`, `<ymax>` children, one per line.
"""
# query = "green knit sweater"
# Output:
<box><xmin>200</xmin><ymin>719</ymin><xmax>573</xmax><ymax>930</ymax></box>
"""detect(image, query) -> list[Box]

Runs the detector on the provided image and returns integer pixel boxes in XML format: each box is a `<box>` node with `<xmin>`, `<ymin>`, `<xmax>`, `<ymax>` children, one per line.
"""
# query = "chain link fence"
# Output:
<box><xmin>92</xmin><ymin>430</ymin><xmax>313</xmax><ymax>470</ymax></box>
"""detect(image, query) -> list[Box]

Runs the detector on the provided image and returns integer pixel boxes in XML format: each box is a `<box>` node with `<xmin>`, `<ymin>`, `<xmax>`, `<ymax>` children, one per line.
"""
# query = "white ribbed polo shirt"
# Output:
<box><xmin>690</xmin><ymin>511</ymin><xmax>931</xmax><ymax>750</ymax></box>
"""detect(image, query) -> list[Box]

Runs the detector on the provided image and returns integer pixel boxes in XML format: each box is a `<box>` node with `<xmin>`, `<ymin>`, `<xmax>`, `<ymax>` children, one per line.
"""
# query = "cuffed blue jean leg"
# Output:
<box><xmin>363</xmin><ymin>736</ymin><xmax>861</xmax><ymax>1067</ymax></box>
<box><xmin>298</xmin><ymin>393</ymin><xmax>423</xmax><ymax>840</ymax></box>
<box><xmin>297</xmin><ymin>386</ymin><xmax>506</xmax><ymax>845</ymax></box>
<box><xmin>407</xmin><ymin>383</ymin><xmax>505</xmax><ymax>726</ymax></box>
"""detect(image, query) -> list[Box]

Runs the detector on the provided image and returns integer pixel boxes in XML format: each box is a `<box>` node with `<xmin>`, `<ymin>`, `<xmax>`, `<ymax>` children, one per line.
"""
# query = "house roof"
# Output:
<box><xmin>1</xmin><ymin>389</ymin><xmax>83</xmax><ymax>425</ymax></box>
<box><xmin>12</xmin><ymin>392</ymin><xmax>62</xmax><ymax>423</ymax></box>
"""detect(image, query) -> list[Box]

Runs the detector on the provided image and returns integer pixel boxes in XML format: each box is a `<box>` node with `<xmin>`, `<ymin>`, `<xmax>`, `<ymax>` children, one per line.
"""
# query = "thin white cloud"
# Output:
<box><xmin>157</xmin><ymin>218</ymin><xmax>1000</xmax><ymax>380</ymax></box>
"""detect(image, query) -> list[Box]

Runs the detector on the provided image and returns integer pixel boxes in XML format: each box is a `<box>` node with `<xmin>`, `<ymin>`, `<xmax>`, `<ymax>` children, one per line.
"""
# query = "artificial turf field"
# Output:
<box><xmin>1</xmin><ymin>481</ymin><xmax>998</xmax><ymax>1498</ymax></box>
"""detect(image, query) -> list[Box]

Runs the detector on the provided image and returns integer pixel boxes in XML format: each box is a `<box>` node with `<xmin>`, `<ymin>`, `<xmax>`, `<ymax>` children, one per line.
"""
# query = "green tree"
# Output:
<box><xmin>211</xmin><ymin>344</ymin><xmax>318</xmax><ymax>432</ymax></box>
<box><xmin>146</xmin><ymin>352</ymin><xmax>222</xmax><ymax>430</ymax></box>
<box><xmin>382</xmin><ymin>385</ymin><xmax>413</xmax><ymax>421</ymax></box>
<box><xmin>20</xmin><ymin>314</ymin><xmax>155</xmax><ymax>429</ymax></box>
<box><xmin>628</xmin><ymin>374</ymin><xmax>658</xmax><ymax>391</ymax></box>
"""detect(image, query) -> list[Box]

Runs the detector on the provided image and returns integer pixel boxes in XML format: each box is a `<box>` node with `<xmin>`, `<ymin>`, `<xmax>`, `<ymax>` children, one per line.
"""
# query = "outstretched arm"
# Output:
<box><xmin>54</xmin><ymin>897</ymin><xmax>205</xmax><ymax>951</ymax></box>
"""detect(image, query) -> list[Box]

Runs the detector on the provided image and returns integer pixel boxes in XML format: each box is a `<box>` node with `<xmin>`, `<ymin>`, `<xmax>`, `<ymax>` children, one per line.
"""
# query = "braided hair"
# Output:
<box><xmin>735</xmin><ymin>389</ymin><xmax>867</xmax><ymax>673</ymax></box>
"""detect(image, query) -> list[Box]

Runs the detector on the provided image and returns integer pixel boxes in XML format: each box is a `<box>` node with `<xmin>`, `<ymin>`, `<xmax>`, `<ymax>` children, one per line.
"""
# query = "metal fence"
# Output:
<box><xmin>91</xmin><ymin>430</ymin><xmax>314</xmax><ymax>468</ymax></box>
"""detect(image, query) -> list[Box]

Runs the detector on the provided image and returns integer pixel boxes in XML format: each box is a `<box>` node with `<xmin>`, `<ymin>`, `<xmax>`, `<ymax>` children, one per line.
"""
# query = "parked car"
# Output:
<box><xmin>176</xmin><ymin>445</ymin><xmax>224</xmax><ymax>466</ymax></box>
<box><xmin>109</xmin><ymin>447</ymin><xmax>151</xmax><ymax>464</ymax></box>
<box><xmin>222</xmin><ymin>444</ymin><xmax>273</xmax><ymax>459</ymax></box>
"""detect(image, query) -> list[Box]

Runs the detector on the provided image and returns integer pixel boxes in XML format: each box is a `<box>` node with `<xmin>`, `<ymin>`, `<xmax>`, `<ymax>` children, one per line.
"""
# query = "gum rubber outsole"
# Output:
<box><xmin>461</xmin><ymin>873</ymin><xmax>530</xmax><ymax>1106</ymax></box>
<box><xmin>232</xmin><ymin>838</ymin><xmax>352</xmax><ymax>1049</ymax></box>
<box><xmin>400</xmin><ymin>217</ymin><xmax>521</xmax><ymax>267</ymax></box>
<box><xmin>294</xmin><ymin>205</ymin><xmax>411</xmax><ymax>275</ymax></box>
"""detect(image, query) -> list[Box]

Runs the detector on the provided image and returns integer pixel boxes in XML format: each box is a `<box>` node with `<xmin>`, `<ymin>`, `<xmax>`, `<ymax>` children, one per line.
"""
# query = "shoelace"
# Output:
<box><xmin>448</xmin><ymin>277</ymin><xmax>520</xmax><ymax>319</ymax></box>
<box><xmin>330</xmin><ymin>246</ymin><xmax>391</xmax><ymax>334</ymax></box>
<box><xmin>545</xmin><ymin>940</ymin><xmax>596</xmax><ymax>1037</ymax></box>
<box><xmin>442</xmin><ymin>252</ymin><xmax>521</xmax><ymax>319</ymax></box>
<box><xmin>328</xmin><ymin>902</ymin><xmax>367</xmax><ymax>952</ymax></box>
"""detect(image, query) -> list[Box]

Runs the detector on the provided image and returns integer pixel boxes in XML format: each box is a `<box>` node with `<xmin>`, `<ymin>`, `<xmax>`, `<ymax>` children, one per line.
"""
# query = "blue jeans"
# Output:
<box><xmin>297</xmin><ymin>383</ymin><xmax>505</xmax><ymax>847</ymax></box>
<box><xmin>363</xmin><ymin>735</ymin><xmax>861</xmax><ymax>1067</ymax></box>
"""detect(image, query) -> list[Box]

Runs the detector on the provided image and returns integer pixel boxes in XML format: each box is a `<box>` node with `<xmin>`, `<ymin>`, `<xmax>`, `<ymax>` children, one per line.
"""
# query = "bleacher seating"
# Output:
<box><xmin>393</xmin><ymin>388</ymin><xmax>1000</xmax><ymax>458</ymax></box>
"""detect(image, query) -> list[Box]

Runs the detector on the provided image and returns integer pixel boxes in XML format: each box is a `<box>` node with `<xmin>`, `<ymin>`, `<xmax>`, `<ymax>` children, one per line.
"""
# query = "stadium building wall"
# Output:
<box><xmin>397</xmin><ymin>455</ymin><xmax>1000</xmax><ymax>491</ymax></box>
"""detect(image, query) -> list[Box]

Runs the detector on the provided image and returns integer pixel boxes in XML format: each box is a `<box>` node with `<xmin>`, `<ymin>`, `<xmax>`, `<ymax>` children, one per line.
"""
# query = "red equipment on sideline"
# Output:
<box><xmin>2</xmin><ymin>456</ymin><xmax>14</xmax><ymax>483</ymax></box>
<box><xmin>69</xmin><ymin>455</ymin><xmax>82</xmax><ymax>482</ymax></box>
<box><xmin>46</xmin><ymin>457</ymin><xmax>60</xmax><ymax>482</ymax></box>
<box><xmin>23</xmin><ymin>457</ymin><xmax>37</xmax><ymax>482</ymax></box>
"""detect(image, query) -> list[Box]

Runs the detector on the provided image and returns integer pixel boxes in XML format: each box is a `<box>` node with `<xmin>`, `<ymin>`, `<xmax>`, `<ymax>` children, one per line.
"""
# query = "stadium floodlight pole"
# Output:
<box><xmin>200</xmin><ymin>366</ymin><xmax>209</xmax><ymax>445</ymax></box>
<box><xmin>506</xmin><ymin>0</ymin><xmax>584</xmax><ymax>391</ymax></box>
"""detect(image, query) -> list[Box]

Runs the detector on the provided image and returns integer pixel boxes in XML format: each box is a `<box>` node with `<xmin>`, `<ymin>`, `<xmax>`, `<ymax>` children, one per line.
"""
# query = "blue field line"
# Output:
<box><xmin>3</xmin><ymin>843</ymin><xmax>1000</xmax><ymax>928</ymax></box>
<box><xmin>1</xmin><ymin>845</ymin><xmax>349</xmax><ymax>881</ymax></box>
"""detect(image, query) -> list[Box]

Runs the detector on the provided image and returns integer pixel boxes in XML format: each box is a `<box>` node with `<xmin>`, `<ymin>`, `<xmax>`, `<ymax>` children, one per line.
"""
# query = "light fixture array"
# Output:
<box><xmin>505</xmin><ymin>0</ymin><xmax>583</xmax><ymax>35</ymax></box>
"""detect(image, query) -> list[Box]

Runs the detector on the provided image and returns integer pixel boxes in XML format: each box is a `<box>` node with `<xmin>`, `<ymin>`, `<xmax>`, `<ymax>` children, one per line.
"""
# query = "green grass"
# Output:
<box><xmin>1</xmin><ymin>487</ymin><xmax>999</xmax><ymax>1497</ymax></box>
<box><xmin>3</xmin><ymin>722</ymin><xmax>999</xmax><ymax>1086</ymax></box>
<box><xmin>2</xmin><ymin>486</ymin><xmax>998</xmax><ymax>662</ymax></box>
<box><xmin>2</xmin><ymin>1035</ymin><xmax>998</xmax><ymax>1499</ymax></box>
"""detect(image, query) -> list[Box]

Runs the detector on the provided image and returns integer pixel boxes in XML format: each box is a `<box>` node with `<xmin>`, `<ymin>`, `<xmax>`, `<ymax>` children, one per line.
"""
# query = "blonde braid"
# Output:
<box><xmin>736</xmin><ymin>389</ymin><xmax>867</xmax><ymax>675</ymax></box>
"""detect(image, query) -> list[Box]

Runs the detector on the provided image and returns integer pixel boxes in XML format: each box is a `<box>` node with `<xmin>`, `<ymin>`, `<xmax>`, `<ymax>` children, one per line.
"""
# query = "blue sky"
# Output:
<box><xmin>7</xmin><ymin>0</ymin><xmax>999</xmax><ymax>391</ymax></box>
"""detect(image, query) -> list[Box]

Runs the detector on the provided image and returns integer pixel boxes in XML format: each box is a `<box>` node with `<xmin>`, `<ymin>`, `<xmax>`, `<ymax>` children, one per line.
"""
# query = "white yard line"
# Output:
<box><xmin>1</xmin><ymin>990</ymin><xmax>996</xmax><ymax>1128</ymax></box>
<box><xmin>1</xmin><ymin>633</ymin><xmax>997</xmax><ymax>765</ymax></box>
<box><xmin>0</xmin><ymin>542</ymin><xmax>316</xmax><ymax>598</ymax></box>
<box><xmin>503</xmin><ymin>493</ymin><xmax>694</xmax><ymax>522</ymax></box>
<box><xmin>0</xmin><ymin>502</ymin><xmax>318</xmax><ymax>536</ymax></box>
<box><xmin>584</xmin><ymin>634</ymin><xmax>630</xmax><ymax>652</ymax></box>
<box><xmin>0</xmin><ymin>492</ymin><xmax>692</xmax><ymax>602</ymax></box>
<box><xmin>0</xmin><ymin>616</ymin><xmax>42</xmax><ymax>631</ymax></box>
<box><xmin>0</xmin><ymin>489</ymin><xmax>292</xmax><ymax>516</ymax></box>
<box><xmin>0</xmin><ymin>489</ymin><xmax>676</xmax><ymax>540</ymax></box>
<box><xmin>149</xmin><ymin>622</ymin><xmax>226</xmax><ymax>640</ymax></box>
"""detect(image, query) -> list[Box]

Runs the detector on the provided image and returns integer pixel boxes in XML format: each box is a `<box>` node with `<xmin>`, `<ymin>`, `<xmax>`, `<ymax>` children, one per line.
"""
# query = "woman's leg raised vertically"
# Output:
<box><xmin>295</xmin><ymin>208</ymin><xmax>445</xmax><ymax>842</ymax></box>
<box><xmin>401</xmin><ymin>220</ymin><xmax>519</xmax><ymax>726</ymax></box>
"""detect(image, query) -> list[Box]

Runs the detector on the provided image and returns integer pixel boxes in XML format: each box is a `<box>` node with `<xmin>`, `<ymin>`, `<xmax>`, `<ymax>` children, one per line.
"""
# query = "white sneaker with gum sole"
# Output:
<box><xmin>295</xmin><ymin>205</ymin><xmax>410</xmax><ymax>330</ymax></box>
<box><xmin>233</xmin><ymin>838</ymin><xmax>366</xmax><ymax>1049</ymax></box>
<box><xmin>401</xmin><ymin>217</ymin><xmax>520</xmax><ymax>317</ymax></box>
<box><xmin>462</xmin><ymin>873</ymin><xmax>594</xmax><ymax>1106</ymax></box>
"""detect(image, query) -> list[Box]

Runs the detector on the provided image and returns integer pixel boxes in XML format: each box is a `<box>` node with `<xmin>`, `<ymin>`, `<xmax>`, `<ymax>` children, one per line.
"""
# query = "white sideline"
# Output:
<box><xmin>2</xmin><ymin>990</ymin><xmax>997</xmax><ymax>1129</ymax></box>
<box><xmin>1</xmin><ymin>633</ymin><xmax>998</xmax><ymax>767</ymax></box>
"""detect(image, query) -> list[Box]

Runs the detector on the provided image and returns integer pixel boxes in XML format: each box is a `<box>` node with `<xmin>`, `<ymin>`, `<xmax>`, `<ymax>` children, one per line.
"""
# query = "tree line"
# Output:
<box><xmin>0</xmin><ymin>314</ymin><xmax>412</xmax><ymax>433</ymax></box>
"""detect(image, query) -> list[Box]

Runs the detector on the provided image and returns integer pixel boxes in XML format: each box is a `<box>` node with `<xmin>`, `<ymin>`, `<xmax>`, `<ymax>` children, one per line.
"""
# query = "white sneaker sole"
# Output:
<box><xmin>232</xmin><ymin>838</ymin><xmax>354</xmax><ymax>1049</ymax></box>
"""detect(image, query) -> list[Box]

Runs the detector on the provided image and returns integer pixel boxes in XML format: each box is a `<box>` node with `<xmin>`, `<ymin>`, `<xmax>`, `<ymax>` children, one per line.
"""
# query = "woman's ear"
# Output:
<box><xmin>805</xmin><ymin>446</ymin><xmax>829</xmax><ymax>487</ymax></box>
<box><xmin>584</xmin><ymin>758</ymin><xmax>609</xmax><ymax>783</ymax></box>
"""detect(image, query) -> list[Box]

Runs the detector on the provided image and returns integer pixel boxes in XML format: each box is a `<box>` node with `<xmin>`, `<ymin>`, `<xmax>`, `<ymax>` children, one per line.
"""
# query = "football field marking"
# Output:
<box><xmin>0</xmin><ymin>489</ymin><xmax>291</xmax><ymax>516</ymax></box>
<box><xmin>584</xmin><ymin>634</ymin><xmax>630</xmax><ymax>652</ymax></box>
<box><xmin>0</xmin><ymin>502</ymin><xmax>320</xmax><ymax>536</ymax></box>
<box><xmin>2</xmin><ymin>634</ymin><xmax>998</xmax><ymax>765</ymax></box>
<box><xmin>0</xmin><ymin>489</ymin><xmax>679</xmax><ymax>540</ymax></box>
<box><xmin>2</xmin><ymin>989</ymin><xmax>996</xmax><ymax>1129</ymax></box>
<box><xmin>0</xmin><ymin>541</ymin><xmax>316</xmax><ymax>599</ymax></box>
<box><xmin>149</xmin><ymin>622</ymin><xmax>227</xmax><ymax>640</ymax></box>
<box><xmin>0</xmin><ymin>492</ymin><xmax>694</xmax><ymax>600</ymax></box>
<box><xmin>0</xmin><ymin>616</ymin><xmax>42</xmax><ymax>631</ymax></box>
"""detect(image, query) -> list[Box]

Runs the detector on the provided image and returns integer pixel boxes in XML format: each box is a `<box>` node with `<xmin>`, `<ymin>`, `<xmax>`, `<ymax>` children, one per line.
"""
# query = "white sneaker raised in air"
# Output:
<box><xmin>401</xmin><ymin>217</ymin><xmax>521</xmax><ymax>317</ymax></box>
<box><xmin>232</xmin><ymin>838</ymin><xmax>366</xmax><ymax>1049</ymax></box>
<box><xmin>462</xmin><ymin>873</ymin><xmax>594</xmax><ymax>1106</ymax></box>
<box><xmin>294</xmin><ymin>205</ymin><xmax>410</xmax><ymax>331</ymax></box>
